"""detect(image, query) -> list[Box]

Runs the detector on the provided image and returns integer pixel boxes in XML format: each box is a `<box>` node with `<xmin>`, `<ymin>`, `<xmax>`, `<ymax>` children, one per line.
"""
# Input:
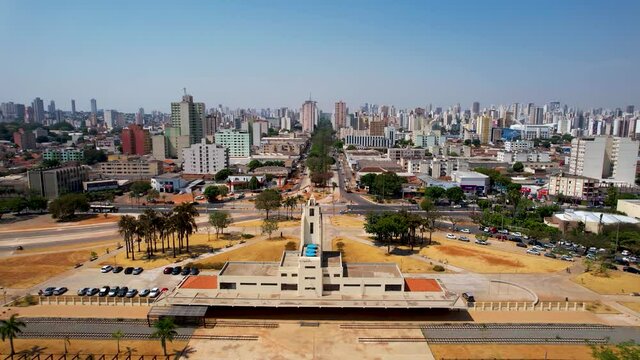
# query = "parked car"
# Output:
<box><xmin>526</xmin><ymin>249</ymin><xmax>540</xmax><ymax>256</ymax></box>
<box><xmin>511</xmin><ymin>232</ymin><xmax>522</xmax><ymax>237</ymax></box>
<box><xmin>139</xmin><ymin>289</ymin><xmax>150</xmax><ymax>297</ymax></box>
<box><xmin>86</xmin><ymin>288</ymin><xmax>99</xmax><ymax>296</ymax></box>
<box><xmin>100</xmin><ymin>265</ymin><xmax>113</xmax><ymax>273</ymax></box>
<box><xmin>498</xmin><ymin>229</ymin><xmax>509</xmax><ymax>234</ymax></box>
<box><xmin>190</xmin><ymin>267</ymin><xmax>200</xmax><ymax>275</ymax></box>
<box><xmin>623</xmin><ymin>266</ymin><xmax>640</xmax><ymax>274</ymax></box>
<box><xmin>163</xmin><ymin>267</ymin><xmax>174</xmax><ymax>275</ymax></box>
<box><xmin>53</xmin><ymin>287</ymin><xmax>68</xmax><ymax>296</ymax></box>
<box><xmin>42</xmin><ymin>287</ymin><xmax>56</xmax><ymax>296</ymax></box>
<box><xmin>124</xmin><ymin>267</ymin><xmax>134</xmax><ymax>275</ymax></box>
<box><xmin>77</xmin><ymin>287</ymin><xmax>90</xmax><ymax>296</ymax></box>
<box><xmin>462</xmin><ymin>292</ymin><xmax>475</xmax><ymax>303</ymax></box>
<box><xmin>544</xmin><ymin>253</ymin><xmax>557</xmax><ymax>259</ymax></box>
<box><xmin>181</xmin><ymin>267</ymin><xmax>191</xmax><ymax>276</ymax></box>
<box><xmin>125</xmin><ymin>289</ymin><xmax>138</xmax><ymax>298</ymax></box>
<box><xmin>446</xmin><ymin>233</ymin><xmax>456</xmax><ymax>239</ymax></box>
<box><xmin>195</xmin><ymin>195</ymin><xmax>205</xmax><ymax>201</ymax></box>
<box><xmin>560</xmin><ymin>255</ymin><xmax>575</xmax><ymax>262</ymax></box>
<box><xmin>460</xmin><ymin>228</ymin><xmax>470</xmax><ymax>234</ymax></box>
<box><xmin>475</xmin><ymin>239</ymin><xmax>489</xmax><ymax>245</ymax></box>
<box><xmin>458</xmin><ymin>236</ymin><xmax>470</xmax><ymax>242</ymax></box>
<box><xmin>516</xmin><ymin>242</ymin><xmax>527</xmax><ymax>248</ymax></box>
<box><xmin>116</xmin><ymin>287</ymin><xmax>129</xmax><ymax>297</ymax></box>
<box><xmin>98</xmin><ymin>286</ymin><xmax>110</xmax><ymax>297</ymax></box>
<box><xmin>133</xmin><ymin>267</ymin><xmax>143</xmax><ymax>275</ymax></box>
<box><xmin>108</xmin><ymin>287</ymin><xmax>120</xmax><ymax>297</ymax></box>
<box><xmin>113</xmin><ymin>266</ymin><xmax>124</xmax><ymax>273</ymax></box>
<box><xmin>621</xmin><ymin>250</ymin><xmax>630</xmax><ymax>256</ymax></box>
<box><xmin>172</xmin><ymin>266</ymin><xmax>183</xmax><ymax>275</ymax></box>
<box><xmin>149</xmin><ymin>288</ymin><xmax>161</xmax><ymax>298</ymax></box>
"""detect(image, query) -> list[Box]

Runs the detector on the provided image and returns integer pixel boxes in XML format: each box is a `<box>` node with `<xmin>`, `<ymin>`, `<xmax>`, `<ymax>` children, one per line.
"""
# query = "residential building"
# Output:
<box><xmin>121</xmin><ymin>124</ymin><xmax>151</xmax><ymax>156</ymax></box>
<box><xmin>569</xmin><ymin>136</ymin><xmax>639</xmax><ymax>185</ymax></box>
<box><xmin>96</xmin><ymin>158</ymin><xmax>163</xmax><ymax>179</ymax></box>
<box><xmin>43</xmin><ymin>148</ymin><xmax>85</xmax><ymax>163</ymax></box>
<box><xmin>170</xmin><ymin>94</ymin><xmax>206</xmax><ymax>148</ymax></box>
<box><xmin>251</xmin><ymin>120</ymin><xmax>269</xmax><ymax>146</ymax></box>
<box><xmin>32</xmin><ymin>97</ymin><xmax>45</xmax><ymax>123</ymax></box>
<box><xmin>369</xmin><ymin>121</ymin><xmax>385</xmax><ymax>136</ymax></box>
<box><xmin>71</xmin><ymin>99</ymin><xmax>76</xmax><ymax>114</ymax></box>
<box><xmin>90</xmin><ymin>98</ymin><xmax>97</xmax><ymax>115</ymax></box>
<box><xmin>477</xmin><ymin>115</ymin><xmax>491</xmax><ymax>144</ymax></box>
<box><xmin>13</xmin><ymin>129</ymin><xmax>36</xmax><ymax>150</ymax></box>
<box><xmin>104</xmin><ymin>110</ymin><xmax>118</xmax><ymax>129</ymax></box>
<box><xmin>27</xmin><ymin>166</ymin><xmax>90</xmax><ymax>199</ymax></box>
<box><xmin>301</xmin><ymin>100</ymin><xmax>317</xmax><ymax>133</ymax></box>
<box><xmin>504</xmin><ymin>140</ymin><xmax>534</xmax><ymax>152</ymax></box>
<box><xmin>611</xmin><ymin>137</ymin><xmax>640</xmax><ymax>185</ymax></box>
<box><xmin>548</xmin><ymin>175</ymin><xmax>599</xmax><ymax>200</ymax></box>
<box><xmin>335</xmin><ymin>101</ymin><xmax>347</xmax><ymax>129</ymax></box>
<box><xmin>215</xmin><ymin>130</ymin><xmax>250</xmax><ymax>157</ymax></box>
<box><xmin>182</xmin><ymin>139</ymin><xmax>229</xmax><ymax>175</ymax></box>
<box><xmin>344</xmin><ymin>135</ymin><xmax>391</xmax><ymax>149</ymax></box>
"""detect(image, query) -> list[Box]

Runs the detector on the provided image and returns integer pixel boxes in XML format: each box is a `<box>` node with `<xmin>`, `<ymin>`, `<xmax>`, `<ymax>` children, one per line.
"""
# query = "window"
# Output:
<box><xmin>364</xmin><ymin>284</ymin><xmax>381</xmax><ymax>287</ymax></box>
<box><xmin>220</xmin><ymin>282</ymin><xmax>236</xmax><ymax>290</ymax></box>
<box><xmin>385</xmin><ymin>284</ymin><xmax>402</xmax><ymax>292</ymax></box>
<box><xmin>281</xmin><ymin>273</ymin><xmax>287</xmax><ymax>277</ymax></box>
<box><xmin>261</xmin><ymin>283</ymin><xmax>277</xmax><ymax>286</ymax></box>
<box><xmin>343</xmin><ymin>284</ymin><xmax>360</xmax><ymax>287</ymax></box>
<box><xmin>304</xmin><ymin>277</ymin><xmax>315</xmax><ymax>280</ymax></box>
<box><xmin>281</xmin><ymin>284</ymin><xmax>298</xmax><ymax>291</ymax></box>
<box><xmin>310</xmin><ymin>222</ymin><xmax>314</xmax><ymax>234</ymax></box>
<box><xmin>323</xmin><ymin>284</ymin><xmax>340</xmax><ymax>291</ymax></box>
<box><xmin>333</xmin><ymin>274</ymin><xmax>340</xmax><ymax>278</ymax></box>
<box><xmin>323</xmin><ymin>274</ymin><xmax>329</xmax><ymax>277</ymax></box>
<box><xmin>292</xmin><ymin>274</ymin><xmax>298</xmax><ymax>277</ymax></box>
<box><xmin>240</xmin><ymin>283</ymin><xmax>257</xmax><ymax>286</ymax></box>
<box><xmin>304</xmin><ymin>287</ymin><xmax>316</xmax><ymax>290</ymax></box>
<box><xmin>309</xmin><ymin>208</ymin><xmax>314</xmax><ymax>216</ymax></box>
<box><xmin>305</xmin><ymin>266</ymin><xmax>315</xmax><ymax>269</ymax></box>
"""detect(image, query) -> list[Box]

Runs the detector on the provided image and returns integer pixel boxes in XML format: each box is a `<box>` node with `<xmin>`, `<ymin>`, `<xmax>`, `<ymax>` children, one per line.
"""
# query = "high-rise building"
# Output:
<box><xmin>90</xmin><ymin>98</ymin><xmax>97</xmax><ymax>115</ymax></box>
<box><xmin>472</xmin><ymin>102</ymin><xmax>480</xmax><ymax>115</ymax></box>
<box><xmin>182</xmin><ymin>139</ymin><xmax>229</xmax><ymax>175</ymax></box>
<box><xmin>334</xmin><ymin>101</ymin><xmax>347</xmax><ymax>129</ymax></box>
<box><xmin>528</xmin><ymin>107</ymin><xmax>544</xmax><ymax>124</ymax></box>
<box><xmin>121</xmin><ymin>124</ymin><xmax>152</xmax><ymax>156</ymax></box>
<box><xmin>48</xmin><ymin>100</ymin><xmax>56</xmax><ymax>115</ymax></box>
<box><xmin>251</xmin><ymin>120</ymin><xmax>269</xmax><ymax>146</ymax></box>
<box><xmin>569</xmin><ymin>136</ymin><xmax>639</xmax><ymax>185</ymax></box>
<box><xmin>71</xmin><ymin>99</ymin><xmax>76</xmax><ymax>114</ymax></box>
<box><xmin>13</xmin><ymin>128</ymin><xmax>36</xmax><ymax>150</ymax></box>
<box><xmin>136</xmin><ymin>108</ymin><xmax>145</xmax><ymax>125</ymax></box>
<box><xmin>214</xmin><ymin>130</ymin><xmax>250</xmax><ymax>157</ymax></box>
<box><xmin>301</xmin><ymin>100</ymin><xmax>317</xmax><ymax>132</ymax></box>
<box><xmin>626</xmin><ymin>105</ymin><xmax>635</xmax><ymax>114</ymax></box>
<box><xmin>476</xmin><ymin>115</ymin><xmax>492</xmax><ymax>144</ymax></box>
<box><xmin>103</xmin><ymin>110</ymin><xmax>118</xmax><ymax>129</ymax></box>
<box><xmin>31</xmin><ymin>97</ymin><xmax>45</xmax><ymax>123</ymax></box>
<box><xmin>170</xmin><ymin>94</ymin><xmax>205</xmax><ymax>146</ymax></box>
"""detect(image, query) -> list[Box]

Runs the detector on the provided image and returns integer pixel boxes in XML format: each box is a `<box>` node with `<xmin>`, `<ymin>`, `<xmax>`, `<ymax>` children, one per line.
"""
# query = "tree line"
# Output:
<box><xmin>306</xmin><ymin>118</ymin><xmax>335</xmax><ymax>187</ymax></box>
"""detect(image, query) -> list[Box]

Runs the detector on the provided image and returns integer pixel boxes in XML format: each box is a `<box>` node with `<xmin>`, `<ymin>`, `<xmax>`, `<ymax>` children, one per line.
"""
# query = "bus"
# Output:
<box><xmin>89</xmin><ymin>204</ymin><xmax>119</xmax><ymax>213</ymax></box>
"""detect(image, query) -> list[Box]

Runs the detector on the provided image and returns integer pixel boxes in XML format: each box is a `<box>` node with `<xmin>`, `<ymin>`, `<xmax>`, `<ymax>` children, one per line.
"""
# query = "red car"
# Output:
<box><xmin>163</xmin><ymin>267</ymin><xmax>173</xmax><ymax>274</ymax></box>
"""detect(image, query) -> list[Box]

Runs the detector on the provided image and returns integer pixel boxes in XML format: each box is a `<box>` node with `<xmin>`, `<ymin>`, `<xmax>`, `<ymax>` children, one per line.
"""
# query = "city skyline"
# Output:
<box><xmin>1</xmin><ymin>0</ymin><xmax>639</xmax><ymax>112</ymax></box>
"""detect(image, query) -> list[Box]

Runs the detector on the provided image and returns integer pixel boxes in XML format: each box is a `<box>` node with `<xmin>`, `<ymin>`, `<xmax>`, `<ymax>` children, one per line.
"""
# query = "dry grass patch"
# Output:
<box><xmin>0</xmin><ymin>339</ymin><xmax>188</xmax><ymax>357</ymax></box>
<box><xmin>572</xmin><ymin>272</ymin><xmax>640</xmax><ymax>295</ymax></box>
<box><xmin>585</xmin><ymin>301</ymin><xmax>621</xmax><ymax>314</ymax></box>
<box><xmin>419</xmin><ymin>238</ymin><xmax>567</xmax><ymax>273</ymax></box>
<box><xmin>333</xmin><ymin>238</ymin><xmax>435</xmax><ymax>273</ymax></box>
<box><xmin>620</xmin><ymin>302</ymin><xmax>640</xmax><ymax>313</ymax></box>
<box><xmin>0</xmin><ymin>214</ymin><xmax>119</xmax><ymax>231</ymax></box>
<box><xmin>99</xmin><ymin>233</ymin><xmax>238</xmax><ymax>269</ymax></box>
<box><xmin>194</xmin><ymin>237</ymin><xmax>296</xmax><ymax>265</ymax></box>
<box><xmin>330</xmin><ymin>215</ymin><xmax>364</xmax><ymax>228</ymax></box>
<box><xmin>21</xmin><ymin>240</ymin><xmax>119</xmax><ymax>255</ymax></box>
<box><xmin>0</xmin><ymin>247</ymin><xmax>106</xmax><ymax>288</ymax></box>
<box><xmin>429</xmin><ymin>344</ymin><xmax>594</xmax><ymax>360</ymax></box>
<box><xmin>233</xmin><ymin>219</ymin><xmax>300</xmax><ymax>228</ymax></box>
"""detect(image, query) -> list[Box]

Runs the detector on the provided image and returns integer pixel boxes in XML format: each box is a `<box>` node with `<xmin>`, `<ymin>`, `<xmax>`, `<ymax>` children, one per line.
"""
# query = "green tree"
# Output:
<box><xmin>112</xmin><ymin>329</ymin><xmax>124</xmax><ymax>354</ymax></box>
<box><xmin>146</xmin><ymin>189</ymin><xmax>160</xmax><ymax>202</ymax></box>
<box><xmin>464</xmin><ymin>139</ymin><xmax>472</xmax><ymax>146</ymax></box>
<box><xmin>48</xmin><ymin>193</ymin><xmax>89</xmax><ymax>220</ymax></box>
<box><xmin>604</xmin><ymin>186</ymin><xmax>618</xmax><ymax>209</ymax></box>
<box><xmin>204</xmin><ymin>185</ymin><xmax>228</xmax><ymax>202</ymax></box>
<box><xmin>83</xmin><ymin>148</ymin><xmax>107</xmax><ymax>165</ymax></box>
<box><xmin>359</xmin><ymin>173</ymin><xmax>377</xmax><ymax>190</ymax></box>
<box><xmin>26</xmin><ymin>195</ymin><xmax>48</xmax><ymax>212</ymax></box>
<box><xmin>174</xmin><ymin>202</ymin><xmax>199</xmax><ymax>252</ymax></box>
<box><xmin>371</xmin><ymin>172</ymin><xmax>404</xmax><ymax>197</ymax></box>
<box><xmin>150</xmin><ymin>318</ymin><xmax>177</xmax><ymax>357</ymax></box>
<box><xmin>247</xmin><ymin>160</ymin><xmax>263</xmax><ymax>172</ymax></box>
<box><xmin>248</xmin><ymin>176</ymin><xmax>260</xmax><ymax>190</ymax></box>
<box><xmin>261</xmin><ymin>218</ymin><xmax>279</xmax><ymax>239</ymax></box>
<box><xmin>420</xmin><ymin>198</ymin><xmax>441</xmax><ymax>245</ymax></box>
<box><xmin>591</xmin><ymin>341</ymin><xmax>640</xmax><ymax>360</ymax></box>
<box><xmin>118</xmin><ymin>215</ymin><xmax>137</xmax><ymax>260</ymax></box>
<box><xmin>0</xmin><ymin>314</ymin><xmax>26</xmax><ymax>356</ymax></box>
<box><xmin>129</xmin><ymin>181</ymin><xmax>152</xmax><ymax>196</ymax></box>
<box><xmin>346</xmin><ymin>144</ymin><xmax>357</xmax><ymax>150</ymax></box>
<box><xmin>255</xmin><ymin>189</ymin><xmax>282</xmax><ymax>219</ymax></box>
<box><xmin>209</xmin><ymin>211</ymin><xmax>232</xmax><ymax>239</ymax></box>
<box><xmin>512</xmin><ymin>161</ymin><xmax>524</xmax><ymax>172</ymax></box>
<box><xmin>41</xmin><ymin>158</ymin><xmax>60</xmax><ymax>167</ymax></box>
<box><xmin>472</xmin><ymin>139</ymin><xmax>481</xmax><ymax>147</ymax></box>
<box><xmin>424</xmin><ymin>186</ymin><xmax>446</xmax><ymax>202</ymax></box>
<box><xmin>445</xmin><ymin>186</ymin><xmax>465</xmax><ymax>204</ymax></box>
<box><xmin>214</xmin><ymin>168</ymin><xmax>232</xmax><ymax>181</ymax></box>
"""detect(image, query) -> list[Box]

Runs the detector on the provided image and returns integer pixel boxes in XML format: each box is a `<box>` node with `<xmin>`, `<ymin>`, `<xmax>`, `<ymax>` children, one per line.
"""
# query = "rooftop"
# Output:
<box><xmin>554</xmin><ymin>210</ymin><xmax>639</xmax><ymax>225</ymax></box>
<box><xmin>219</xmin><ymin>262</ymin><xmax>280</xmax><ymax>276</ymax></box>
<box><xmin>344</xmin><ymin>263</ymin><xmax>402</xmax><ymax>278</ymax></box>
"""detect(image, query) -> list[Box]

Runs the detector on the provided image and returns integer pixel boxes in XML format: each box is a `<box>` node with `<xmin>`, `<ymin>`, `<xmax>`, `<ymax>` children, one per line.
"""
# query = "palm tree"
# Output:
<box><xmin>150</xmin><ymin>317</ymin><xmax>177</xmax><ymax>356</ymax></box>
<box><xmin>63</xmin><ymin>336</ymin><xmax>71</xmax><ymax>354</ymax></box>
<box><xmin>112</xmin><ymin>329</ymin><xmax>124</xmax><ymax>354</ymax></box>
<box><xmin>174</xmin><ymin>202</ymin><xmax>199</xmax><ymax>252</ymax></box>
<box><xmin>0</xmin><ymin>314</ymin><xmax>26</xmax><ymax>355</ymax></box>
<box><xmin>118</xmin><ymin>215</ymin><xmax>137</xmax><ymax>260</ymax></box>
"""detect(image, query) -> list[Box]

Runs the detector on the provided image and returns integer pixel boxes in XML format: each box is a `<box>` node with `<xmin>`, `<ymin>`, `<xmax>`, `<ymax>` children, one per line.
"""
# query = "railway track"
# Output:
<box><xmin>358</xmin><ymin>337</ymin><xmax>608</xmax><ymax>344</ymax></box>
<box><xmin>23</xmin><ymin>317</ymin><xmax>148</xmax><ymax>325</ymax></box>
<box><xmin>341</xmin><ymin>323</ymin><xmax>613</xmax><ymax>330</ymax></box>
<box><xmin>18</xmin><ymin>332</ymin><xmax>259</xmax><ymax>342</ymax></box>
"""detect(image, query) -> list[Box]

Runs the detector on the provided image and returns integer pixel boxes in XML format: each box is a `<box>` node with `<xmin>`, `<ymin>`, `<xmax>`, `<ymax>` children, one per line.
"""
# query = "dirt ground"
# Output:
<box><xmin>0</xmin><ymin>246</ymin><xmax>111</xmax><ymax>288</ymax></box>
<box><xmin>21</xmin><ymin>240</ymin><xmax>119</xmax><ymax>255</ymax></box>
<box><xmin>469</xmin><ymin>311</ymin><xmax>603</xmax><ymax>324</ymax></box>
<box><xmin>0</xmin><ymin>338</ymin><xmax>188</xmax><ymax>357</ymax></box>
<box><xmin>0</xmin><ymin>213</ymin><xmax>119</xmax><ymax>231</ymax></box>
<box><xmin>584</xmin><ymin>301</ymin><xmax>621</xmax><ymax>314</ymax></box>
<box><xmin>330</xmin><ymin>214</ymin><xmax>364</xmax><ymax>228</ymax></box>
<box><xmin>572</xmin><ymin>272</ymin><xmax>640</xmax><ymax>294</ymax></box>
<box><xmin>233</xmin><ymin>219</ymin><xmax>300</xmax><ymax>228</ymax></box>
<box><xmin>98</xmin><ymin>233</ymin><xmax>240</xmax><ymax>269</ymax></box>
<box><xmin>620</xmin><ymin>302</ymin><xmax>640</xmax><ymax>312</ymax></box>
<box><xmin>333</xmin><ymin>238</ymin><xmax>435</xmax><ymax>273</ymax></box>
<box><xmin>419</xmin><ymin>237</ymin><xmax>567</xmax><ymax>273</ymax></box>
<box><xmin>1</xmin><ymin>305</ymin><xmax>149</xmax><ymax>320</ymax></box>
<box><xmin>429</xmin><ymin>344</ymin><xmax>594</xmax><ymax>360</ymax></box>
<box><xmin>194</xmin><ymin>237</ymin><xmax>296</xmax><ymax>265</ymax></box>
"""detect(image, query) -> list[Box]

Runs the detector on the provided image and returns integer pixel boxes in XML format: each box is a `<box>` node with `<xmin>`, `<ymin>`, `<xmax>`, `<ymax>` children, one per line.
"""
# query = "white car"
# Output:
<box><xmin>194</xmin><ymin>195</ymin><xmax>205</xmax><ymax>200</ymax></box>
<box><xmin>475</xmin><ymin>239</ymin><xmax>489</xmax><ymax>245</ymax></box>
<box><xmin>149</xmin><ymin>288</ymin><xmax>161</xmax><ymax>298</ymax></box>
<box><xmin>621</xmin><ymin>250</ymin><xmax>630</xmax><ymax>256</ymax></box>
<box><xmin>498</xmin><ymin>229</ymin><xmax>509</xmax><ymax>234</ymax></box>
<box><xmin>452</xmin><ymin>204</ymin><xmax>462</xmax><ymax>209</ymax></box>
<box><xmin>460</xmin><ymin>228</ymin><xmax>470</xmax><ymax>234</ymax></box>
<box><xmin>561</xmin><ymin>255</ymin><xmax>575</xmax><ymax>262</ymax></box>
<box><xmin>100</xmin><ymin>265</ymin><xmax>113</xmax><ymax>273</ymax></box>
<box><xmin>511</xmin><ymin>232</ymin><xmax>522</xmax><ymax>237</ymax></box>
<box><xmin>446</xmin><ymin>233</ymin><xmax>456</xmax><ymax>239</ymax></box>
<box><xmin>526</xmin><ymin>249</ymin><xmax>541</xmax><ymax>256</ymax></box>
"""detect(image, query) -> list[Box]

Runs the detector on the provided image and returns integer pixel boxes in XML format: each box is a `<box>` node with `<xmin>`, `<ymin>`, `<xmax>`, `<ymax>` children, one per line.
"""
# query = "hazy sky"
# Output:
<box><xmin>1</xmin><ymin>0</ymin><xmax>639</xmax><ymax>113</ymax></box>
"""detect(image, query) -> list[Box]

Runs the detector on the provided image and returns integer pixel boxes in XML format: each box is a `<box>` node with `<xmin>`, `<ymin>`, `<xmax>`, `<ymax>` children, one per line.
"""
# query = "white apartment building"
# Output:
<box><xmin>182</xmin><ymin>139</ymin><xmax>229</xmax><ymax>175</ymax></box>
<box><xmin>344</xmin><ymin>135</ymin><xmax>391</xmax><ymax>149</ymax></box>
<box><xmin>569</xmin><ymin>136</ymin><xmax>639</xmax><ymax>185</ymax></box>
<box><xmin>215</xmin><ymin>130</ymin><xmax>250</xmax><ymax>158</ymax></box>
<box><xmin>548</xmin><ymin>175</ymin><xmax>599</xmax><ymax>199</ymax></box>
<box><xmin>504</xmin><ymin>140</ymin><xmax>534</xmax><ymax>152</ymax></box>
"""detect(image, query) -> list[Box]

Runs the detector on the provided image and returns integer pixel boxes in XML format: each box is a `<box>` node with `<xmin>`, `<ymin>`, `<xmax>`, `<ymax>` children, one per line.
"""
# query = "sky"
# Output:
<box><xmin>1</xmin><ymin>0</ymin><xmax>639</xmax><ymax>113</ymax></box>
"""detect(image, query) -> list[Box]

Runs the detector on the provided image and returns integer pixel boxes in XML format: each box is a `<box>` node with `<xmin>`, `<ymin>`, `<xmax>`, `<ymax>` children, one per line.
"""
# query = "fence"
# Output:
<box><xmin>3</xmin><ymin>354</ymin><xmax>175</xmax><ymax>360</ymax></box>
<box><xmin>39</xmin><ymin>296</ymin><xmax>154</xmax><ymax>307</ymax></box>
<box><xmin>468</xmin><ymin>301</ymin><xmax>586</xmax><ymax>312</ymax></box>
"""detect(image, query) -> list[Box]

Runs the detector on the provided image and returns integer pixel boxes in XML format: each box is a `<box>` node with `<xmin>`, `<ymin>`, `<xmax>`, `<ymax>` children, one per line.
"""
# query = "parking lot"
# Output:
<box><xmin>35</xmin><ymin>265</ymin><xmax>186</xmax><ymax>298</ymax></box>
